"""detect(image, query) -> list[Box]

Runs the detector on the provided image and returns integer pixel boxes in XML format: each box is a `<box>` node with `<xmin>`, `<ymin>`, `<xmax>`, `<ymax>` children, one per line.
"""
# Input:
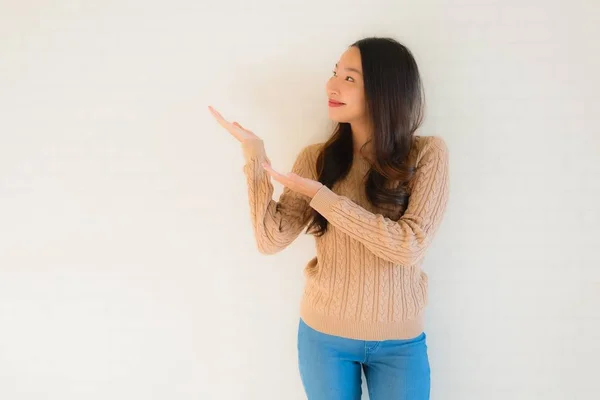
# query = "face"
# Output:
<box><xmin>325</xmin><ymin>46</ymin><xmax>367</xmax><ymax>124</ymax></box>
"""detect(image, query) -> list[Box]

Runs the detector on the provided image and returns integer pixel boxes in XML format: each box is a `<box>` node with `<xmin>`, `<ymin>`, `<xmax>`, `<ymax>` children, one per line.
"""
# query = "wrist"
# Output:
<box><xmin>241</xmin><ymin>138</ymin><xmax>266</xmax><ymax>163</ymax></box>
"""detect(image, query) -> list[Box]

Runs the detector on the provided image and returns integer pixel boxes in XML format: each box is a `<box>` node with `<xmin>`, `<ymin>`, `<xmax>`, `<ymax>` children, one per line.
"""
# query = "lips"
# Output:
<box><xmin>328</xmin><ymin>99</ymin><xmax>345</xmax><ymax>107</ymax></box>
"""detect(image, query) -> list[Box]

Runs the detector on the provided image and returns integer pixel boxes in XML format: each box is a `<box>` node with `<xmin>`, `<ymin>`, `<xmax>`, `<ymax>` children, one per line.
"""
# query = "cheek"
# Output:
<box><xmin>348</xmin><ymin>91</ymin><xmax>366</xmax><ymax>114</ymax></box>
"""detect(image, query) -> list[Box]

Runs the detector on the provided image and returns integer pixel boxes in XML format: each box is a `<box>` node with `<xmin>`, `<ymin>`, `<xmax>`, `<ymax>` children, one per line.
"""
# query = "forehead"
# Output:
<box><xmin>337</xmin><ymin>46</ymin><xmax>362</xmax><ymax>70</ymax></box>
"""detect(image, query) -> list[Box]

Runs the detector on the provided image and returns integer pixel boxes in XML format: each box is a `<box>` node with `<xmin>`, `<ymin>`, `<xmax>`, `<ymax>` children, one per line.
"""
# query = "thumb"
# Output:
<box><xmin>234</xmin><ymin>122</ymin><xmax>251</xmax><ymax>132</ymax></box>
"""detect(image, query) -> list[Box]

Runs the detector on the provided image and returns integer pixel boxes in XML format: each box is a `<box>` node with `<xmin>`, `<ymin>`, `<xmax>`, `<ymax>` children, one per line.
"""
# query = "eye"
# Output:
<box><xmin>332</xmin><ymin>70</ymin><xmax>355</xmax><ymax>82</ymax></box>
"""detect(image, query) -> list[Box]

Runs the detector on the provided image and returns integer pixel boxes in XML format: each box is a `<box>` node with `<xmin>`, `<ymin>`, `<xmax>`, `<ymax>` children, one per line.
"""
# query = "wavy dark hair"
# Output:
<box><xmin>306</xmin><ymin>37</ymin><xmax>425</xmax><ymax>237</ymax></box>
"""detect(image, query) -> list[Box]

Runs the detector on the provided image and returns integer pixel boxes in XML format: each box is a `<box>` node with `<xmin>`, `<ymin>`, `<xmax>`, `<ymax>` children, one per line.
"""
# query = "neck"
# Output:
<box><xmin>350</xmin><ymin>119</ymin><xmax>373</xmax><ymax>155</ymax></box>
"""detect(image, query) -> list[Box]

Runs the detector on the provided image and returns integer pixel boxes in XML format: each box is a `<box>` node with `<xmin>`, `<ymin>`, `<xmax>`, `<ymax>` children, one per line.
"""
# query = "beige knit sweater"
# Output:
<box><xmin>241</xmin><ymin>135</ymin><xmax>449</xmax><ymax>341</ymax></box>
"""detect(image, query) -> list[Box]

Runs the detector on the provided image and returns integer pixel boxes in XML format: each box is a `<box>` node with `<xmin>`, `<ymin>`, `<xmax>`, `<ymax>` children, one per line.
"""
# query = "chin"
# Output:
<box><xmin>327</xmin><ymin>111</ymin><xmax>351</xmax><ymax>123</ymax></box>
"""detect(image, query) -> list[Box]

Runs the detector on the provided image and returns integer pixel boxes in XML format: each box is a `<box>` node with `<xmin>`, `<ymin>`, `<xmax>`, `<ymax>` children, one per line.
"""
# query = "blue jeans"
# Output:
<box><xmin>297</xmin><ymin>318</ymin><xmax>430</xmax><ymax>400</ymax></box>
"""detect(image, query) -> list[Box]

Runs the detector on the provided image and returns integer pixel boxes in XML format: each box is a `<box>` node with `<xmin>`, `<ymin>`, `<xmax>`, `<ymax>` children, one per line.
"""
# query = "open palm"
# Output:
<box><xmin>208</xmin><ymin>105</ymin><xmax>322</xmax><ymax>198</ymax></box>
<box><xmin>208</xmin><ymin>106</ymin><xmax>260</xmax><ymax>143</ymax></box>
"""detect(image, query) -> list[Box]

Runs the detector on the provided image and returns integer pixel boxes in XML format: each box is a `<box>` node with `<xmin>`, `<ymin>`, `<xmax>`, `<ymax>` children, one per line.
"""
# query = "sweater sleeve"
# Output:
<box><xmin>308</xmin><ymin>136</ymin><xmax>449</xmax><ymax>266</ymax></box>
<box><xmin>241</xmin><ymin>138</ymin><xmax>316</xmax><ymax>255</ymax></box>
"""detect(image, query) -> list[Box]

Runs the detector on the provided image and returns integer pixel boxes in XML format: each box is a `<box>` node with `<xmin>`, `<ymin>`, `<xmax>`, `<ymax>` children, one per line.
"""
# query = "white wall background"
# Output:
<box><xmin>1</xmin><ymin>1</ymin><xmax>598</xmax><ymax>399</ymax></box>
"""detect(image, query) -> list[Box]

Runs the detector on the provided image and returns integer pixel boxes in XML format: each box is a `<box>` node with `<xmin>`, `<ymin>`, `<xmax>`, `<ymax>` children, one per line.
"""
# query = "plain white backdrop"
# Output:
<box><xmin>1</xmin><ymin>1</ymin><xmax>598</xmax><ymax>399</ymax></box>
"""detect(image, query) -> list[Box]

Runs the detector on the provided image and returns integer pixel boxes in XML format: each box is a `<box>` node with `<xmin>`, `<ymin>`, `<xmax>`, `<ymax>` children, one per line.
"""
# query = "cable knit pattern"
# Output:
<box><xmin>241</xmin><ymin>135</ymin><xmax>449</xmax><ymax>340</ymax></box>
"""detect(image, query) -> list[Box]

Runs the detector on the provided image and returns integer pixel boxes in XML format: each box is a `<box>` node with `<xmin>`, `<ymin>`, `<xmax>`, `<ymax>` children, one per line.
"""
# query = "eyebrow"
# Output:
<box><xmin>335</xmin><ymin>63</ymin><xmax>362</xmax><ymax>76</ymax></box>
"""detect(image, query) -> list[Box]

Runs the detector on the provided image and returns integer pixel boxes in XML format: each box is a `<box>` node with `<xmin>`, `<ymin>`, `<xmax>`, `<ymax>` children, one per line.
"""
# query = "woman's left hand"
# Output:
<box><xmin>262</xmin><ymin>162</ymin><xmax>323</xmax><ymax>199</ymax></box>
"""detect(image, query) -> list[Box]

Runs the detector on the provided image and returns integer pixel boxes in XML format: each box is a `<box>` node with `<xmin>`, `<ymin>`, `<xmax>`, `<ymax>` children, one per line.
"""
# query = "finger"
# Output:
<box><xmin>285</xmin><ymin>173</ymin><xmax>304</xmax><ymax>191</ymax></box>
<box><xmin>208</xmin><ymin>107</ymin><xmax>245</xmax><ymax>141</ymax></box>
<box><xmin>262</xmin><ymin>162</ymin><xmax>282</xmax><ymax>178</ymax></box>
<box><xmin>208</xmin><ymin>106</ymin><xmax>234</xmax><ymax>131</ymax></box>
<box><xmin>234</xmin><ymin>121</ymin><xmax>255</xmax><ymax>136</ymax></box>
<box><xmin>208</xmin><ymin>106</ymin><xmax>226</xmax><ymax>123</ymax></box>
<box><xmin>208</xmin><ymin>106</ymin><xmax>230</xmax><ymax>128</ymax></box>
<box><xmin>262</xmin><ymin>163</ymin><xmax>292</xmax><ymax>186</ymax></box>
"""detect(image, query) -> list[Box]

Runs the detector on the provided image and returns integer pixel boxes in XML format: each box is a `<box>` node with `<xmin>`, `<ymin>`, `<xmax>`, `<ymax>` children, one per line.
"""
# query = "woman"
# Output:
<box><xmin>209</xmin><ymin>36</ymin><xmax>449</xmax><ymax>400</ymax></box>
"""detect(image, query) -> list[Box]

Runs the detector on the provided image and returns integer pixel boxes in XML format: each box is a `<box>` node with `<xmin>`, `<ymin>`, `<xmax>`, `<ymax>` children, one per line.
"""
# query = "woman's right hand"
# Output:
<box><xmin>208</xmin><ymin>105</ymin><xmax>261</xmax><ymax>143</ymax></box>
<box><xmin>208</xmin><ymin>105</ymin><xmax>271</xmax><ymax>166</ymax></box>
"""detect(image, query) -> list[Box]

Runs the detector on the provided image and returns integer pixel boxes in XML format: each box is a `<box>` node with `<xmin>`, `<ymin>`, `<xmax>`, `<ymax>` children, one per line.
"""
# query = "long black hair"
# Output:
<box><xmin>306</xmin><ymin>37</ymin><xmax>425</xmax><ymax>236</ymax></box>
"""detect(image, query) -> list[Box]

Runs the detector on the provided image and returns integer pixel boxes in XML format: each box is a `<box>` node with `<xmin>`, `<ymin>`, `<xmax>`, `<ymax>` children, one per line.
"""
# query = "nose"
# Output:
<box><xmin>325</xmin><ymin>77</ymin><xmax>340</xmax><ymax>97</ymax></box>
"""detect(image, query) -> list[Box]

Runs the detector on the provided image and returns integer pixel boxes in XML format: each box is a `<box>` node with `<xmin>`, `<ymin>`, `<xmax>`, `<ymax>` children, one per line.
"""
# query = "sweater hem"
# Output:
<box><xmin>299</xmin><ymin>297</ymin><xmax>425</xmax><ymax>341</ymax></box>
